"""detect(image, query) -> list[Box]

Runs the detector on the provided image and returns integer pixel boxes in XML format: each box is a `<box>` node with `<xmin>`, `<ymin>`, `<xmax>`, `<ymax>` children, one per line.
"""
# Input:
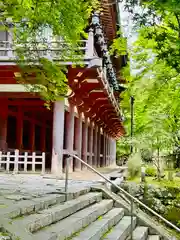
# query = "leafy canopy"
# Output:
<box><xmin>119</xmin><ymin>50</ymin><xmax>180</xmax><ymax>156</ymax></box>
<box><xmin>115</xmin><ymin>0</ymin><xmax>180</xmax><ymax>159</ymax></box>
<box><xmin>123</xmin><ymin>0</ymin><xmax>180</xmax><ymax>72</ymax></box>
<box><xmin>0</xmin><ymin>0</ymin><xmax>100</xmax><ymax>105</ymax></box>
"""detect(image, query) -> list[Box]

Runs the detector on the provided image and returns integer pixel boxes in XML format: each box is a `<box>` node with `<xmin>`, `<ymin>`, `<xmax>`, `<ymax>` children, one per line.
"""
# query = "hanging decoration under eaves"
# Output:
<box><xmin>91</xmin><ymin>12</ymin><xmax>120</xmax><ymax>92</ymax></box>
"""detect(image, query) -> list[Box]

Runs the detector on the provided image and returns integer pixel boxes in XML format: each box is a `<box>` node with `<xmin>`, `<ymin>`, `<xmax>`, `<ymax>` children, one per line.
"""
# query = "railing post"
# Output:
<box><xmin>85</xmin><ymin>28</ymin><xmax>94</xmax><ymax>59</ymax></box>
<box><xmin>14</xmin><ymin>149</ymin><xmax>19</xmax><ymax>174</ymax></box>
<box><xmin>0</xmin><ymin>151</ymin><xmax>2</xmax><ymax>169</ymax></box>
<box><xmin>65</xmin><ymin>155</ymin><xmax>70</xmax><ymax>202</ymax></box>
<box><xmin>6</xmin><ymin>152</ymin><xmax>10</xmax><ymax>173</ymax></box>
<box><xmin>8</xmin><ymin>31</ymin><xmax>13</xmax><ymax>58</ymax></box>
<box><xmin>32</xmin><ymin>152</ymin><xmax>36</xmax><ymax>173</ymax></box>
<box><xmin>41</xmin><ymin>152</ymin><xmax>45</xmax><ymax>175</ymax></box>
<box><xmin>130</xmin><ymin>197</ymin><xmax>134</xmax><ymax>240</ymax></box>
<box><xmin>24</xmin><ymin>152</ymin><xmax>28</xmax><ymax>172</ymax></box>
<box><xmin>47</xmin><ymin>41</ymin><xmax>52</xmax><ymax>60</ymax></box>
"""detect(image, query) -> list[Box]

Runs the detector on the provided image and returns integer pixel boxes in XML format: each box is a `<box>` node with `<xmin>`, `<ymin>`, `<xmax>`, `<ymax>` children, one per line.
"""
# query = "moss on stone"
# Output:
<box><xmin>65</xmin><ymin>224</ymin><xmax>89</xmax><ymax>240</ymax></box>
<box><xmin>0</xmin><ymin>204</ymin><xmax>7</xmax><ymax>208</ymax></box>
<box><xmin>100</xmin><ymin>227</ymin><xmax>113</xmax><ymax>239</ymax></box>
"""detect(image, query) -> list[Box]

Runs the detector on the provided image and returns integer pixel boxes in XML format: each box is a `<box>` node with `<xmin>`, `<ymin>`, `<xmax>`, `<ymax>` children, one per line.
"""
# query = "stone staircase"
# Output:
<box><xmin>0</xmin><ymin>186</ymin><xmax>171</xmax><ymax>240</ymax></box>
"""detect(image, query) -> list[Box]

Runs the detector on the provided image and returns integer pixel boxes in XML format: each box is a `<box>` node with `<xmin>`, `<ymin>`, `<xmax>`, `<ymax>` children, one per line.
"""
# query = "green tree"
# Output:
<box><xmin>116</xmin><ymin>32</ymin><xmax>180</xmax><ymax>173</ymax></box>
<box><xmin>122</xmin><ymin>0</ymin><xmax>180</xmax><ymax>73</ymax></box>
<box><xmin>112</xmin><ymin>0</ymin><xmax>180</xmax><ymax>177</ymax></box>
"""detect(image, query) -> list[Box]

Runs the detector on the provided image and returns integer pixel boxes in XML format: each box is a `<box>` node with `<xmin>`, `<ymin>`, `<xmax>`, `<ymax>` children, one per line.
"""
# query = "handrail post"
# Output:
<box><xmin>85</xmin><ymin>28</ymin><xmax>94</xmax><ymax>59</ymax></box>
<box><xmin>130</xmin><ymin>188</ymin><xmax>134</xmax><ymax>240</ymax></box>
<box><xmin>65</xmin><ymin>155</ymin><xmax>70</xmax><ymax>202</ymax></box>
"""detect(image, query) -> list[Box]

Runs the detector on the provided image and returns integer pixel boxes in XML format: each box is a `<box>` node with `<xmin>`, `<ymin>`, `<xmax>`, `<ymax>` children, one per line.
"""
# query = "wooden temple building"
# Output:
<box><xmin>0</xmin><ymin>1</ymin><xmax>127</xmax><ymax>173</ymax></box>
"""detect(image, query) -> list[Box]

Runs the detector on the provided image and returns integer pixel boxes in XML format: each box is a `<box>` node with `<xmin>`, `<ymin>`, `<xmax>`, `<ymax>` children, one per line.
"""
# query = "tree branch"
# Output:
<box><xmin>174</xmin><ymin>13</ymin><xmax>180</xmax><ymax>38</ymax></box>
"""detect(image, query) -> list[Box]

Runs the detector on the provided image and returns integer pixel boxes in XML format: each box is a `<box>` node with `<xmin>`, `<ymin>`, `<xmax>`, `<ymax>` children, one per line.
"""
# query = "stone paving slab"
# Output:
<box><xmin>0</xmin><ymin>173</ymin><xmax>103</xmax><ymax>212</ymax></box>
<box><xmin>0</xmin><ymin>168</ymin><xmax>125</xmax><ymax>213</ymax></box>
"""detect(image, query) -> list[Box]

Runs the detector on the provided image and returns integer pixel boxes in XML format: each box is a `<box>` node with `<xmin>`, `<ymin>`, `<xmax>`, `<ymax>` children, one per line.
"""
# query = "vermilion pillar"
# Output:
<box><xmin>82</xmin><ymin>117</ymin><xmax>88</xmax><ymax>169</ymax></box>
<box><xmin>93</xmin><ymin>125</ymin><xmax>98</xmax><ymax>167</ymax></box>
<box><xmin>111</xmin><ymin>139</ymin><xmax>116</xmax><ymax>166</ymax></box>
<box><xmin>113</xmin><ymin>139</ymin><xmax>117</xmax><ymax>165</ymax></box>
<box><xmin>109</xmin><ymin>138</ymin><xmax>112</xmax><ymax>165</ymax></box>
<box><xmin>103</xmin><ymin>133</ymin><xmax>106</xmax><ymax>167</ymax></box>
<box><xmin>106</xmin><ymin>136</ymin><xmax>109</xmax><ymax>166</ymax></box>
<box><xmin>89</xmin><ymin>121</ymin><xmax>93</xmax><ymax>166</ymax></box>
<box><xmin>16</xmin><ymin>107</ymin><xmax>23</xmax><ymax>150</ymax></box>
<box><xmin>105</xmin><ymin>137</ymin><xmax>108</xmax><ymax>166</ymax></box>
<box><xmin>109</xmin><ymin>138</ymin><xmax>111</xmax><ymax>165</ymax></box>
<box><xmin>74</xmin><ymin>112</ymin><xmax>82</xmax><ymax>170</ymax></box>
<box><xmin>97</xmin><ymin>127</ymin><xmax>101</xmax><ymax>167</ymax></box>
<box><xmin>105</xmin><ymin>135</ymin><xmax>108</xmax><ymax>166</ymax></box>
<box><xmin>0</xmin><ymin>118</ymin><xmax>7</xmax><ymax>150</ymax></box>
<box><xmin>51</xmin><ymin>100</ymin><xmax>65</xmax><ymax>174</ymax></box>
<box><xmin>0</xmin><ymin>99</ymin><xmax>8</xmax><ymax>151</ymax></box>
<box><xmin>66</xmin><ymin>104</ymin><xmax>74</xmax><ymax>173</ymax></box>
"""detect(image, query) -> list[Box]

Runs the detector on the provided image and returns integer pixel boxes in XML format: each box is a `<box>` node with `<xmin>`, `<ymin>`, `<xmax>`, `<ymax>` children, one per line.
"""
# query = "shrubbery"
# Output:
<box><xmin>164</xmin><ymin>206</ymin><xmax>180</xmax><ymax>226</ymax></box>
<box><xmin>120</xmin><ymin>182</ymin><xmax>180</xmax><ymax>228</ymax></box>
<box><xmin>145</xmin><ymin>166</ymin><xmax>156</xmax><ymax>177</ymax></box>
<box><xmin>127</xmin><ymin>152</ymin><xmax>142</xmax><ymax>179</ymax></box>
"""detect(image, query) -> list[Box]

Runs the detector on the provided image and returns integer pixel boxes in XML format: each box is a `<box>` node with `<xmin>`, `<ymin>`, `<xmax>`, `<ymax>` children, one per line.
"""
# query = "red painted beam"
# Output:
<box><xmin>21</xmin><ymin>107</ymin><xmax>53</xmax><ymax>114</ymax></box>
<box><xmin>0</xmin><ymin>92</ymin><xmax>40</xmax><ymax>98</ymax></box>
<box><xmin>68</xmin><ymin>66</ymin><xmax>98</xmax><ymax>86</ymax></box>
<box><xmin>7</xmin><ymin>99</ymin><xmax>45</xmax><ymax>106</ymax></box>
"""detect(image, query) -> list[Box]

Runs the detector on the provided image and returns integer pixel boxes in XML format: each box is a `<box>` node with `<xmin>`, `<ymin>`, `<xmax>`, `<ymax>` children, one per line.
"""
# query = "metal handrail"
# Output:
<box><xmin>65</xmin><ymin>153</ymin><xmax>180</xmax><ymax>234</ymax></box>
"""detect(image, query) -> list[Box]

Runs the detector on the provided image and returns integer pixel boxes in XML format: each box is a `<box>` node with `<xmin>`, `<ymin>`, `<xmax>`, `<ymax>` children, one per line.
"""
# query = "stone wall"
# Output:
<box><xmin>120</xmin><ymin>182</ymin><xmax>180</xmax><ymax>228</ymax></box>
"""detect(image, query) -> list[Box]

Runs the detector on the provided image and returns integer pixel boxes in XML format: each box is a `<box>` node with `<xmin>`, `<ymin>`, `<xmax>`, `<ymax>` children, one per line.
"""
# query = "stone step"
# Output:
<box><xmin>33</xmin><ymin>199</ymin><xmax>113</xmax><ymax>240</ymax></box>
<box><xmin>132</xmin><ymin>226</ymin><xmax>148</xmax><ymax>240</ymax></box>
<box><xmin>147</xmin><ymin>236</ymin><xmax>160</xmax><ymax>240</ymax></box>
<box><xmin>103</xmin><ymin>216</ymin><xmax>137</xmax><ymax>240</ymax></box>
<box><xmin>0</xmin><ymin>187</ymin><xmax>90</xmax><ymax>219</ymax></box>
<box><xmin>13</xmin><ymin>192</ymin><xmax>102</xmax><ymax>233</ymax></box>
<box><xmin>65</xmin><ymin>186</ymin><xmax>91</xmax><ymax>200</ymax></box>
<box><xmin>0</xmin><ymin>194</ymin><xmax>65</xmax><ymax>219</ymax></box>
<box><xmin>72</xmin><ymin>208</ymin><xmax>125</xmax><ymax>240</ymax></box>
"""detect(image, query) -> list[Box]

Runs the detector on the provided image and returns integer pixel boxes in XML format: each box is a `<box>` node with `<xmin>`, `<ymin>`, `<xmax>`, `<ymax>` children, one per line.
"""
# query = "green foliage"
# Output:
<box><xmin>117</xmin><ymin>0</ymin><xmax>180</xmax><ymax>155</ymax></box>
<box><xmin>164</xmin><ymin>207</ymin><xmax>180</xmax><ymax>226</ymax></box>
<box><xmin>117</xmin><ymin>30</ymin><xmax>180</xmax><ymax>167</ymax></box>
<box><xmin>127</xmin><ymin>152</ymin><xmax>142</xmax><ymax>179</ymax></box>
<box><xmin>109</xmin><ymin>31</ymin><xmax>127</xmax><ymax>57</ymax></box>
<box><xmin>0</xmin><ymin>0</ymin><xmax>99</xmax><ymax>104</ymax></box>
<box><xmin>141</xmin><ymin>149</ymin><xmax>153</xmax><ymax>163</ymax></box>
<box><xmin>145</xmin><ymin>166</ymin><xmax>156</xmax><ymax>177</ymax></box>
<box><xmin>17</xmin><ymin>60</ymin><xmax>68</xmax><ymax>105</ymax></box>
<box><xmin>122</xmin><ymin>0</ymin><xmax>180</xmax><ymax>73</ymax></box>
<box><xmin>116</xmin><ymin>138</ymin><xmax>130</xmax><ymax>159</ymax></box>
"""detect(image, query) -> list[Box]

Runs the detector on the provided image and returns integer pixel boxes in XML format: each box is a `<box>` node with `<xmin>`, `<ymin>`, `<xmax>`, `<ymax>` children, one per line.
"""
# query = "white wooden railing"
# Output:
<box><xmin>0</xmin><ymin>149</ymin><xmax>45</xmax><ymax>174</ymax></box>
<box><xmin>0</xmin><ymin>39</ymin><xmax>95</xmax><ymax>62</ymax></box>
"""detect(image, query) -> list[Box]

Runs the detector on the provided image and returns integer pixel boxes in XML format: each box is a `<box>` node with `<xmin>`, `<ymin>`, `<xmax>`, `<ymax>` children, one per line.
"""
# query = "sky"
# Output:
<box><xmin>119</xmin><ymin>2</ymin><xmax>138</xmax><ymax>45</ymax></box>
<box><xmin>118</xmin><ymin>2</ymin><xmax>140</xmax><ymax>75</ymax></box>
